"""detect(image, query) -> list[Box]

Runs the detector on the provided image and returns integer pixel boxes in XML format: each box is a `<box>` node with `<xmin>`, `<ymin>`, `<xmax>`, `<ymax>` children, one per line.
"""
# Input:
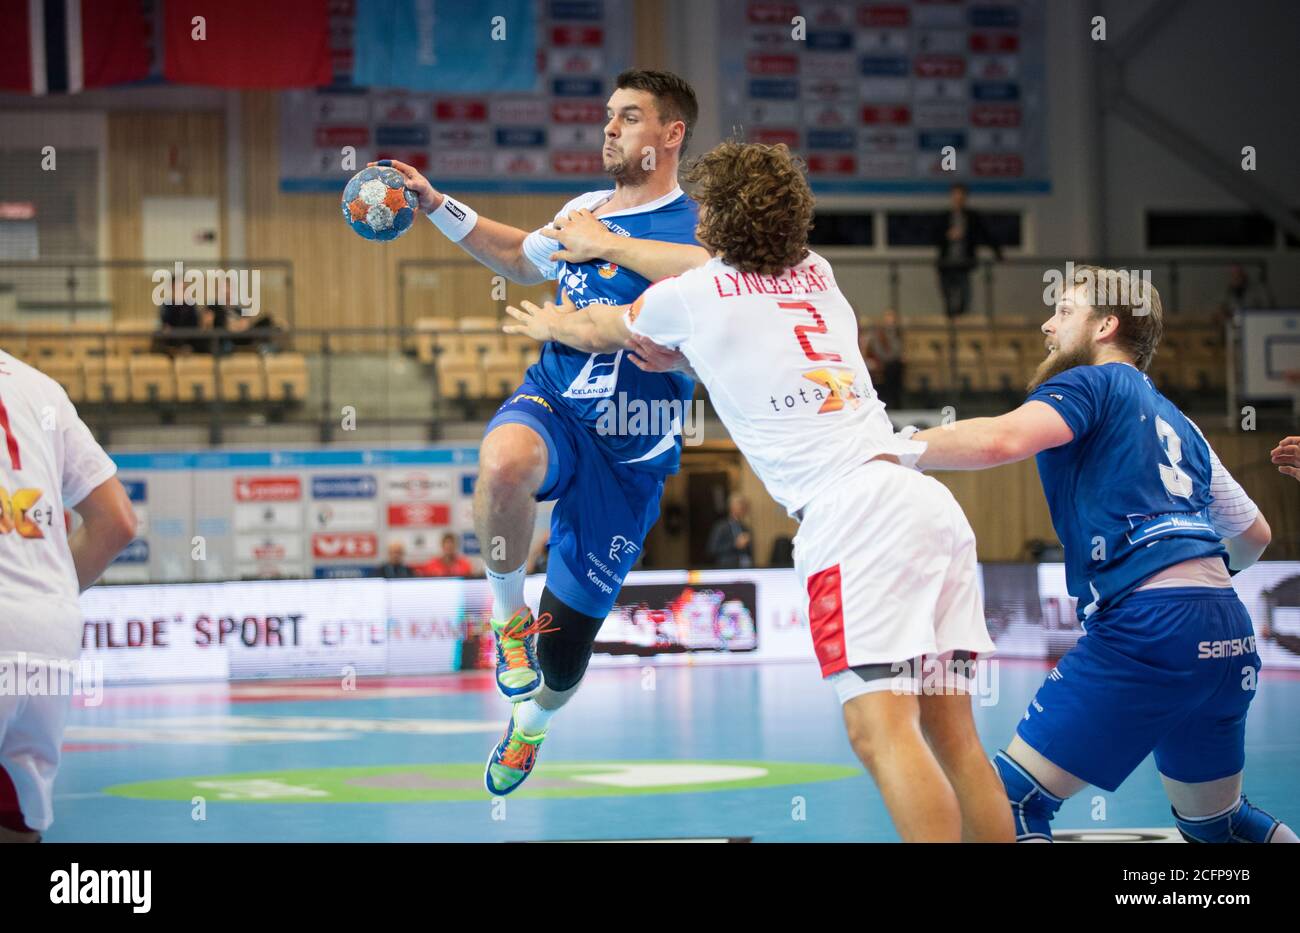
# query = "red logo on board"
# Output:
<box><xmin>312</xmin><ymin>533</ymin><xmax>378</xmax><ymax>559</ymax></box>
<box><xmin>387</xmin><ymin>503</ymin><xmax>451</xmax><ymax>527</ymax></box>
<box><xmin>234</xmin><ymin>477</ymin><xmax>301</xmax><ymax>502</ymax></box>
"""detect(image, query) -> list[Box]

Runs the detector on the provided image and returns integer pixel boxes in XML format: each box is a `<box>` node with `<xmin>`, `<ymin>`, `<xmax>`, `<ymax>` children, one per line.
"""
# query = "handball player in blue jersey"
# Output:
<box><xmin>382</xmin><ymin>71</ymin><xmax>709</xmax><ymax>795</ymax></box>
<box><xmin>913</xmin><ymin>265</ymin><xmax>1295</xmax><ymax>843</ymax></box>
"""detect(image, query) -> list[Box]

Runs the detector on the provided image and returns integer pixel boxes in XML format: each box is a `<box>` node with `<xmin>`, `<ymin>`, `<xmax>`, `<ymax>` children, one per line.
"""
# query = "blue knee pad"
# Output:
<box><xmin>994</xmin><ymin>751</ymin><xmax>1065</xmax><ymax>842</ymax></box>
<box><xmin>1174</xmin><ymin>796</ymin><xmax>1285</xmax><ymax>844</ymax></box>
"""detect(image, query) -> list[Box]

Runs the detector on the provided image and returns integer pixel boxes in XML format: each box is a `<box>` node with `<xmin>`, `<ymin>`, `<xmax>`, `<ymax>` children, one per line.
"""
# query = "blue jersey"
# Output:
<box><xmin>520</xmin><ymin>187</ymin><xmax>699</xmax><ymax>474</ymax></box>
<box><xmin>1028</xmin><ymin>363</ymin><xmax>1227</xmax><ymax>621</ymax></box>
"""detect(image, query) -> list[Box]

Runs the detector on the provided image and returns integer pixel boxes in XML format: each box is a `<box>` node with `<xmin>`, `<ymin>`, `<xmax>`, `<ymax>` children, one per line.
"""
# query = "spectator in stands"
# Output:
<box><xmin>863</xmin><ymin>307</ymin><xmax>905</xmax><ymax>408</ymax></box>
<box><xmin>374</xmin><ymin>539</ymin><xmax>414</xmax><ymax>578</ymax></box>
<box><xmin>224</xmin><ymin>310</ymin><xmax>283</xmax><ymax>354</ymax></box>
<box><xmin>768</xmin><ymin>534</ymin><xmax>794</xmax><ymax>568</ymax></box>
<box><xmin>707</xmin><ymin>493</ymin><xmax>754</xmax><ymax>569</ymax></box>
<box><xmin>155</xmin><ymin>280</ymin><xmax>199</xmax><ymax>354</ymax></box>
<box><xmin>934</xmin><ymin>183</ymin><xmax>1002</xmax><ymax>318</ymax></box>
<box><xmin>419</xmin><ymin>532</ymin><xmax>477</xmax><ymax>577</ymax></box>
<box><xmin>1219</xmin><ymin>265</ymin><xmax>1275</xmax><ymax>318</ymax></box>
<box><xmin>155</xmin><ymin>280</ymin><xmax>226</xmax><ymax>355</ymax></box>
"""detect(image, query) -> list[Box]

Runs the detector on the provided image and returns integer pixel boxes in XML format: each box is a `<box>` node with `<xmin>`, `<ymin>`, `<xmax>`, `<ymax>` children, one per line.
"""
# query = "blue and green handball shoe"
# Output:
<box><xmin>491</xmin><ymin>608</ymin><xmax>557</xmax><ymax>701</ymax></box>
<box><xmin>485</xmin><ymin>714</ymin><xmax>547</xmax><ymax>797</ymax></box>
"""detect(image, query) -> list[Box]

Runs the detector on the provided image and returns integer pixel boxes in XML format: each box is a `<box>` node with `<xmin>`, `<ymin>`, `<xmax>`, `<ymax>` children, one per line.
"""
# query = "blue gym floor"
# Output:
<box><xmin>47</xmin><ymin>660</ymin><xmax>1300</xmax><ymax>842</ymax></box>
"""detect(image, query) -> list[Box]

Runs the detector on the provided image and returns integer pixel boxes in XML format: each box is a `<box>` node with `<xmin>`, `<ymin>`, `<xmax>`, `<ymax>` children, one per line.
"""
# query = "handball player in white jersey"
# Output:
<box><xmin>0</xmin><ymin>349</ymin><xmax>136</xmax><ymax>842</ymax></box>
<box><xmin>504</xmin><ymin>142</ymin><xmax>1012</xmax><ymax>842</ymax></box>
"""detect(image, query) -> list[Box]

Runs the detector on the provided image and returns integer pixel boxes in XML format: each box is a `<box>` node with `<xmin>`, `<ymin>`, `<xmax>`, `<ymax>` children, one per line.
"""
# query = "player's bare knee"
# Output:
<box><xmin>479</xmin><ymin>428</ymin><xmax>547</xmax><ymax>499</ymax></box>
<box><xmin>918</xmin><ymin>696</ymin><xmax>977</xmax><ymax>759</ymax></box>
<box><xmin>844</xmin><ymin>696</ymin><xmax>919</xmax><ymax>768</ymax></box>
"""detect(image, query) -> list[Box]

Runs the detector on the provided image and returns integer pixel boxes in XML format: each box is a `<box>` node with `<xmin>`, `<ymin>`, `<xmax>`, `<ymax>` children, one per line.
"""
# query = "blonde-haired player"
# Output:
<box><xmin>504</xmin><ymin>142</ymin><xmax>1012</xmax><ymax>842</ymax></box>
<box><xmin>0</xmin><ymin>349</ymin><xmax>136</xmax><ymax>842</ymax></box>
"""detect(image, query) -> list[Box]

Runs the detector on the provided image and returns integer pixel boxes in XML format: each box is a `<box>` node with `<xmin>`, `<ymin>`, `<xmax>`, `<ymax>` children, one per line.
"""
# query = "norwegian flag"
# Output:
<box><xmin>0</xmin><ymin>0</ymin><xmax>151</xmax><ymax>95</ymax></box>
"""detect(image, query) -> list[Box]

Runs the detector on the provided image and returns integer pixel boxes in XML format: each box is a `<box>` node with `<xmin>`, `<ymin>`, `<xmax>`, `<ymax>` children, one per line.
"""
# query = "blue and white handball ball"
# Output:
<box><xmin>341</xmin><ymin>162</ymin><xmax>418</xmax><ymax>241</ymax></box>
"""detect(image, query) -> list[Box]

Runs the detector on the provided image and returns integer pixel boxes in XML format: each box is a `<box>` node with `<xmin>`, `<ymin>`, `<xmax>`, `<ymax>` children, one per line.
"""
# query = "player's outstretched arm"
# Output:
<box><xmin>376</xmin><ymin>160</ymin><xmax>547</xmax><ymax>286</ymax></box>
<box><xmin>543</xmin><ymin>209</ymin><xmax>710</xmax><ymax>281</ymax></box>
<box><xmin>504</xmin><ymin>292</ymin><xmax>630</xmax><ymax>354</ymax></box>
<box><xmin>69</xmin><ymin>477</ymin><xmax>137</xmax><ymax>591</ymax></box>
<box><xmin>914</xmin><ymin>401</ymin><xmax>1074</xmax><ymax>471</ymax></box>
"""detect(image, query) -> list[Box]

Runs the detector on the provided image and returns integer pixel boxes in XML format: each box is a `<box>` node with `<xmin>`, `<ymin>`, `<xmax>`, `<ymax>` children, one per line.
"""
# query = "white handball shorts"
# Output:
<box><xmin>793</xmin><ymin>458</ymin><xmax>995</xmax><ymax>705</ymax></box>
<box><xmin>0</xmin><ymin>665</ymin><xmax>72</xmax><ymax>834</ymax></box>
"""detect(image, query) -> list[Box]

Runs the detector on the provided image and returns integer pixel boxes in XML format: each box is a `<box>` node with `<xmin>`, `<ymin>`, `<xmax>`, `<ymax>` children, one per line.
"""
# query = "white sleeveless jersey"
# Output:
<box><xmin>624</xmin><ymin>252</ymin><xmax>924</xmax><ymax>515</ymax></box>
<box><xmin>0</xmin><ymin>350</ymin><xmax>117</xmax><ymax>662</ymax></box>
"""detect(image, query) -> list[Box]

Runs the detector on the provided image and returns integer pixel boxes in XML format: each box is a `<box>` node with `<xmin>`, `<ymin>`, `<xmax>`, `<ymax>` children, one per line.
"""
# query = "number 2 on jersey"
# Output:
<box><xmin>1155</xmin><ymin>415</ymin><xmax>1193</xmax><ymax>498</ymax></box>
<box><xmin>781</xmin><ymin>301</ymin><xmax>842</xmax><ymax>362</ymax></box>
<box><xmin>0</xmin><ymin>394</ymin><xmax>21</xmax><ymax>471</ymax></box>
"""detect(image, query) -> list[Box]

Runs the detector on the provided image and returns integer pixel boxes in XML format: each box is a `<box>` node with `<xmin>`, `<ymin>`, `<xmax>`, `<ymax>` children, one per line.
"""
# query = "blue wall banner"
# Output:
<box><xmin>280</xmin><ymin>0</ymin><xmax>632</xmax><ymax>193</ymax></box>
<box><xmin>352</xmin><ymin>0</ymin><xmax>537</xmax><ymax>93</ymax></box>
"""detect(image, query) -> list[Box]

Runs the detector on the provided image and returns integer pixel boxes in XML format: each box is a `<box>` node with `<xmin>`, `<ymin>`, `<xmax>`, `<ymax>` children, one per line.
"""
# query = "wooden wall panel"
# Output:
<box><xmin>107</xmin><ymin>111</ymin><xmax>226</xmax><ymax>322</ymax></box>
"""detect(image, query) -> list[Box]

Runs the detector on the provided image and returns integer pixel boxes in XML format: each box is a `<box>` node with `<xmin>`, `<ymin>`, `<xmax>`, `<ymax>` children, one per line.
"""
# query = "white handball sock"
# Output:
<box><xmin>513</xmin><ymin>699</ymin><xmax>555</xmax><ymax>737</ymax></box>
<box><xmin>486</xmin><ymin>564</ymin><xmax>528</xmax><ymax>623</ymax></box>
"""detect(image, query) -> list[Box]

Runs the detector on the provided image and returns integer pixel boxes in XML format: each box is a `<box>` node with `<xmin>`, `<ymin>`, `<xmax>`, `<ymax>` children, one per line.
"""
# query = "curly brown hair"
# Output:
<box><xmin>685</xmin><ymin>142</ymin><xmax>814</xmax><ymax>275</ymax></box>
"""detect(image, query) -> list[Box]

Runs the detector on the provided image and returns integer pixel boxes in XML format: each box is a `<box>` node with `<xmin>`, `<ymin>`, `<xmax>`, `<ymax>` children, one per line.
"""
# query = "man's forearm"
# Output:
<box><xmin>453</xmin><ymin>215</ymin><xmax>547</xmax><ymax>285</ymax></box>
<box><xmin>69</xmin><ymin>524</ymin><xmax>131</xmax><ymax>591</ymax></box>
<box><xmin>915</xmin><ymin>418</ymin><xmax>1020</xmax><ymax>471</ymax></box>
<box><xmin>549</xmin><ymin>304</ymin><xmax>629</xmax><ymax>354</ymax></box>
<box><xmin>602</xmin><ymin>238</ymin><xmax>710</xmax><ymax>282</ymax></box>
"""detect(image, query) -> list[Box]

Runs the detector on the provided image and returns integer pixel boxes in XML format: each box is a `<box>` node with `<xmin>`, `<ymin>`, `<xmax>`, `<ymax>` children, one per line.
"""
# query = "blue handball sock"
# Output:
<box><xmin>994</xmin><ymin>750</ymin><xmax>1065</xmax><ymax>842</ymax></box>
<box><xmin>1174</xmin><ymin>795</ymin><xmax>1295</xmax><ymax>844</ymax></box>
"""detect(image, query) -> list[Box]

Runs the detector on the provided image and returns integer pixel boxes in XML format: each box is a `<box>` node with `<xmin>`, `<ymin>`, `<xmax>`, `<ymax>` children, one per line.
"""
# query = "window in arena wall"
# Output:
<box><xmin>809</xmin><ymin>212</ymin><xmax>875</xmax><ymax>247</ymax></box>
<box><xmin>884</xmin><ymin>210</ymin><xmax>1022</xmax><ymax>250</ymax></box>
<box><xmin>1284</xmin><ymin>210</ymin><xmax>1300</xmax><ymax>250</ymax></box>
<box><xmin>1146</xmin><ymin>211</ymin><xmax>1276</xmax><ymax>249</ymax></box>
<box><xmin>0</xmin><ymin>148</ymin><xmax>102</xmax><ymax>313</ymax></box>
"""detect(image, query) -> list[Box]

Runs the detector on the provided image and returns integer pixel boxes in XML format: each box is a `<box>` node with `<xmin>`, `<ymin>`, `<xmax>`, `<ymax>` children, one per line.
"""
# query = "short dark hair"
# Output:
<box><xmin>615</xmin><ymin>69</ymin><xmax>699</xmax><ymax>154</ymax></box>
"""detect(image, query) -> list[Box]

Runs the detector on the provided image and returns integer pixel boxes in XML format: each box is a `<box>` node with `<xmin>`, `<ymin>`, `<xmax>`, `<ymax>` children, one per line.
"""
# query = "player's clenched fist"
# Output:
<box><xmin>368</xmin><ymin>159</ymin><xmax>442</xmax><ymax>213</ymax></box>
<box><xmin>1270</xmin><ymin>435</ymin><xmax>1300</xmax><ymax>480</ymax></box>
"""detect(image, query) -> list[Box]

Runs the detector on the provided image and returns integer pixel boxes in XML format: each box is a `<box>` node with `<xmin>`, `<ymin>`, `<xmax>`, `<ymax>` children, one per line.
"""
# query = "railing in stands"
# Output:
<box><xmin>0</xmin><ymin>258</ymin><xmax>296</xmax><ymax>328</ymax></box>
<box><xmin>0</xmin><ymin>309</ymin><xmax>1257</xmax><ymax>447</ymax></box>
<box><xmin>397</xmin><ymin>254</ymin><xmax>1275</xmax><ymax>329</ymax></box>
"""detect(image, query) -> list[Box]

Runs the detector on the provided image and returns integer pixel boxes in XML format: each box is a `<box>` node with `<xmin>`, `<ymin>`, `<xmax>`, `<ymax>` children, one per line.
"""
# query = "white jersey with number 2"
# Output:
<box><xmin>624</xmin><ymin>252</ymin><xmax>924</xmax><ymax>515</ymax></box>
<box><xmin>0</xmin><ymin>350</ymin><xmax>117</xmax><ymax>663</ymax></box>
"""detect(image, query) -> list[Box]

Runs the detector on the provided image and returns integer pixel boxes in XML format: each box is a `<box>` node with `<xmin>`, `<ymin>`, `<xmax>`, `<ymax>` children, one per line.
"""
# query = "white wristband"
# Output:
<box><xmin>427</xmin><ymin>195</ymin><xmax>478</xmax><ymax>243</ymax></box>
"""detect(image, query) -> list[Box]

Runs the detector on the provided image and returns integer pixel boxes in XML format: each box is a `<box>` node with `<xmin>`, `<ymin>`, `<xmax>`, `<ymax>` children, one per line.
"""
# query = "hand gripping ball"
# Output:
<box><xmin>341</xmin><ymin>163</ymin><xmax>418</xmax><ymax>241</ymax></box>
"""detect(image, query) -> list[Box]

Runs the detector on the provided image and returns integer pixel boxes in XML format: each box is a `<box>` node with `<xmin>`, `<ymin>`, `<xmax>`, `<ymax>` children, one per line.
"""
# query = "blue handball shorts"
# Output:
<box><xmin>1017</xmin><ymin>587</ymin><xmax>1261</xmax><ymax>792</ymax></box>
<box><xmin>484</xmin><ymin>383</ymin><xmax>665</xmax><ymax>618</ymax></box>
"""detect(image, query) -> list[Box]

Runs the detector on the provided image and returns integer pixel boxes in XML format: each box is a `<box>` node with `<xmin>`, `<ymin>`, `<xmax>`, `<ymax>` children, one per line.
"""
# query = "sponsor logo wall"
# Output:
<box><xmin>280</xmin><ymin>0</ymin><xmax>632</xmax><ymax>193</ymax></box>
<box><xmin>79</xmin><ymin>563</ymin><xmax>1300</xmax><ymax>683</ymax></box>
<box><xmin>718</xmin><ymin>0</ymin><xmax>1049</xmax><ymax>192</ymax></box>
<box><xmin>106</xmin><ymin>447</ymin><xmax>480</xmax><ymax>585</ymax></box>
